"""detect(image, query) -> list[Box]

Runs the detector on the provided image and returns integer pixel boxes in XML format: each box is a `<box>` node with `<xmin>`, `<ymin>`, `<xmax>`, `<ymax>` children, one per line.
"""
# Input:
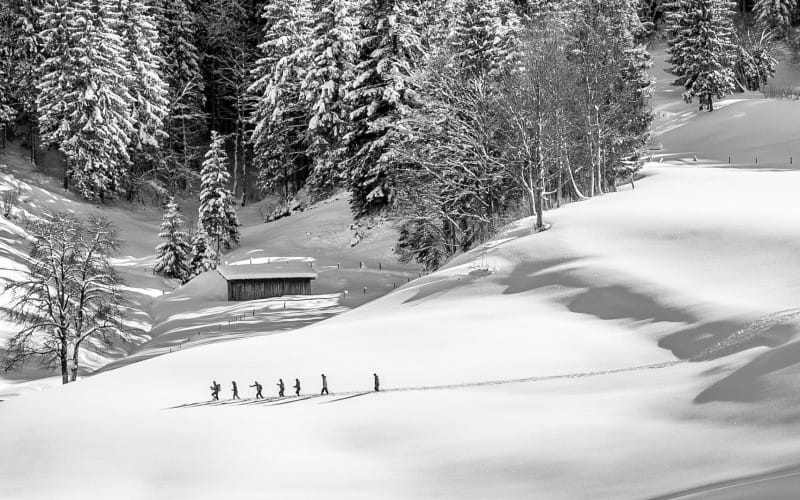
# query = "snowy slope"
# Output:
<box><xmin>0</xmin><ymin>145</ymin><xmax>169</xmax><ymax>398</ymax></box>
<box><xmin>3</xmin><ymin>45</ymin><xmax>800</xmax><ymax>499</ymax></box>
<box><xmin>0</xmin><ymin>142</ymin><xmax>417</xmax><ymax>397</ymax></box>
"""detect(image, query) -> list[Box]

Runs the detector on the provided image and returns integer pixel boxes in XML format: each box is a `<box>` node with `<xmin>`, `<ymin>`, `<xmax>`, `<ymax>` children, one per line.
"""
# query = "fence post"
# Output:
<box><xmin>363</xmin><ymin>287</ymin><xmax>367</xmax><ymax>295</ymax></box>
<box><xmin>393</xmin><ymin>282</ymin><xmax>396</xmax><ymax>289</ymax></box>
<box><xmin>755</xmin><ymin>156</ymin><xmax>758</xmax><ymax>164</ymax></box>
<box><xmin>379</xmin><ymin>262</ymin><xmax>382</xmax><ymax>271</ymax></box>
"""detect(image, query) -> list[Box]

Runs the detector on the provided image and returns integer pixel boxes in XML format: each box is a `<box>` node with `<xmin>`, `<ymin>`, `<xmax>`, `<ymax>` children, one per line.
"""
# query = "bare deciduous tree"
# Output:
<box><xmin>2</xmin><ymin>212</ymin><xmax>129</xmax><ymax>384</ymax></box>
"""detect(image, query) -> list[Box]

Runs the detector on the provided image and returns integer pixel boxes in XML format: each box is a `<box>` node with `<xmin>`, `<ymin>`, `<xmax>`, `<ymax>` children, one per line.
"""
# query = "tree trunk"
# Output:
<box><xmin>62</xmin><ymin>154</ymin><xmax>69</xmax><ymax>191</ymax></box>
<box><xmin>233</xmin><ymin>132</ymin><xmax>239</xmax><ymax>200</ymax></box>
<box><xmin>60</xmin><ymin>338</ymin><xmax>69</xmax><ymax>384</ymax></box>
<box><xmin>556</xmin><ymin>157</ymin><xmax>563</xmax><ymax>207</ymax></box>
<box><xmin>182</xmin><ymin>120</ymin><xmax>189</xmax><ymax>174</ymax></box>
<box><xmin>707</xmin><ymin>94</ymin><xmax>714</xmax><ymax>112</ymax></box>
<box><xmin>70</xmin><ymin>347</ymin><xmax>79</xmax><ymax>382</ymax></box>
<box><xmin>594</xmin><ymin>105</ymin><xmax>602</xmax><ymax>194</ymax></box>
<box><xmin>535</xmin><ymin>105</ymin><xmax>545</xmax><ymax>230</ymax></box>
<box><xmin>29</xmin><ymin>120</ymin><xmax>36</xmax><ymax>167</ymax></box>
<box><xmin>564</xmin><ymin>141</ymin><xmax>588</xmax><ymax>200</ymax></box>
<box><xmin>587</xmin><ymin>136</ymin><xmax>595</xmax><ymax>197</ymax></box>
<box><xmin>241</xmin><ymin>126</ymin><xmax>247</xmax><ymax>207</ymax></box>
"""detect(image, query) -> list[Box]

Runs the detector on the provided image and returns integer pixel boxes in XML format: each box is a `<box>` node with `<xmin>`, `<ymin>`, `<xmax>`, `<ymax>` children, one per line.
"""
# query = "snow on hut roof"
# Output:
<box><xmin>217</xmin><ymin>262</ymin><xmax>318</xmax><ymax>281</ymax></box>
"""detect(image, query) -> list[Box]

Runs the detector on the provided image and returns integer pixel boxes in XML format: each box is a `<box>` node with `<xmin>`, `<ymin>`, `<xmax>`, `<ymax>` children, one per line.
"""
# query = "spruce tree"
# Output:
<box><xmin>154</xmin><ymin>198</ymin><xmax>192</xmax><ymax>281</ymax></box>
<box><xmin>118</xmin><ymin>0</ymin><xmax>169</xmax><ymax>193</ymax></box>
<box><xmin>188</xmin><ymin>224</ymin><xmax>218</xmax><ymax>276</ymax></box>
<box><xmin>0</xmin><ymin>0</ymin><xmax>43</xmax><ymax>164</ymax></box>
<box><xmin>301</xmin><ymin>0</ymin><xmax>357</xmax><ymax>196</ymax></box>
<box><xmin>249</xmin><ymin>0</ymin><xmax>312</xmax><ymax>199</ymax></box>
<box><xmin>344</xmin><ymin>0</ymin><xmax>423</xmax><ymax>216</ymax></box>
<box><xmin>447</xmin><ymin>0</ymin><xmax>523</xmax><ymax>78</ymax></box>
<box><xmin>0</xmin><ymin>4</ymin><xmax>17</xmax><ymax>126</ymax></box>
<box><xmin>198</xmin><ymin>131</ymin><xmax>240</xmax><ymax>253</ymax></box>
<box><xmin>37</xmin><ymin>0</ymin><xmax>135</xmax><ymax>199</ymax></box>
<box><xmin>754</xmin><ymin>0</ymin><xmax>796</xmax><ymax>32</ymax></box>
<box><xmin>666</xmin><ymin>0</ymin><xmax>737</xmax><ymax>111</ymax></box>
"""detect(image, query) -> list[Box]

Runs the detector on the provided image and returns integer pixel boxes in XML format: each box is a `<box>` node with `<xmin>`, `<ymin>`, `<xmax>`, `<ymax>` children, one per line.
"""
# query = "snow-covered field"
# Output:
<box><xmin>3</xmin><ymin>45</ymin><xmax>800</xmax><ymax>498</ymax></box>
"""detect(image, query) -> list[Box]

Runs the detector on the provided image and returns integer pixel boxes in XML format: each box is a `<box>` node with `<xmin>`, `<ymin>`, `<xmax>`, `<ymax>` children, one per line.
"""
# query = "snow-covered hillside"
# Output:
<box><xmin>0</xmin><ymin>142</ymin><xmax>417</xmax><ymax>398</ymax></box>
<box><xmin>3</xmin><ymin>44</ymin><xmax>800</xmax><ymax>499</ymax></box>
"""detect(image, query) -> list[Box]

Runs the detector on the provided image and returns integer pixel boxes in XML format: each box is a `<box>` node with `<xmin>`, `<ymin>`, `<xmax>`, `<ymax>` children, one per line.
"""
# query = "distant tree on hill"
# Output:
<box><xmin>2</xmin><ymin>213</ymin><xmax>129</xmax><ymax>384</ymax></box>
<box><xmin>154</xmin><ymin>198</ymin><xmax>192</xmax><ymax>281</ymax></box>
<box><xmin>666</xmin><ymin>0</ymin><xmax>737</xmax><ymax>111</ymax></box>
<box><xmin>198</xmin><ymin>131</ymin><xmax>240</xmax><ymax>253</ymax></box>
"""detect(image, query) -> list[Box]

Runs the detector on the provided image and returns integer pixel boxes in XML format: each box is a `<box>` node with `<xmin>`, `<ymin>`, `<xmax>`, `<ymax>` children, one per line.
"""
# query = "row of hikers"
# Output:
<box><xmin>209</xmin><ymin>373</ymin><xmax>380</xmax><ymax>401</ymax></box>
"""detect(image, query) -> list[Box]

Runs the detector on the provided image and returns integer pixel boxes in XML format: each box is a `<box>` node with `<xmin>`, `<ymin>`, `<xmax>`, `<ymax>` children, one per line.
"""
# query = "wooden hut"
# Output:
<box><xmin>217</xmin><ymin>262</ymin><xmax>317</xmax><ymax>301</ymax></box>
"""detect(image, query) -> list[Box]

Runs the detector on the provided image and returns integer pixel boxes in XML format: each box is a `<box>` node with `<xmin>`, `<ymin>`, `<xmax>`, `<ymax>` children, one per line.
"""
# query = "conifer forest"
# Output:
<box><xmin>0</xmin><ymin>0</ymin><xmax>789</xmax><ymax>271</ymax></box>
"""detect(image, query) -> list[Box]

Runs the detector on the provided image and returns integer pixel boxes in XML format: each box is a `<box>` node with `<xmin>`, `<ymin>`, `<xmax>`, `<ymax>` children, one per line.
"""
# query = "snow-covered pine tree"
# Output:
<box><xmin>754</xmin><ymin>0</ymin><xmax>797</xmax><ymax>32</ymax></box>
<box><xmin>301</xmin><ymin>0</ymin><xmax>357</xmax><ymax>197</ymax></box>
<box><xmin>188</xmin><ymin>223</ymin><xmax>218</xmax><ymax>276</ymax></box>
<box><xmin>118</xmin><ymin>0</ymin><xmax>169</xmax><ymax>195</ymax></box>
<box><xmin>0</xmin><ymin>34</ymin><xmax>14</xmax><ymax>125</ymax></box>
<box><xmin>153</xmin><ymin>0</ymin><xmax>206</xmax><ymax>177</ymax></box>
<box><xmin>37</xmin><ymin>0</ymin><xmax>135</xmax><ymax>199</ymax></box>
<box><xmin>198</xmin><ymin>131</ymin><xmax>240</xmax><ymax>253</ymax></box>
<box><xmin>0</xmin><ymin>4</ymin><xmax>18</xmax><ymax>126</ymax></box>
<box><xmin>344</xmin><ymin>0</ymin><xmax>424</xmax><ymax>216</ymax></box>
<box><xmin>416</xmin><ymin>0</ymin><xmax>450</xmax><ymax>52</ymax></box>
<box><xmin>249</xmin><ymin>0</ymin><xmax>312</xmax><ymax>199</ymax></box>
<box><xmin>0</xmin><ymin>1</ymin><xmax>42</xmax><ymax>163</ymax></box>
<box><xmin>666</xmin><ymin>0</ymin><xmax>737</xmax><ymax>111</ymax></box>
<box><xmin>447</xmin><ymin>0</ymin><xmax>523</xmax><ymax>78</ymax></box>
<box><xmin>154</xmin><ymin>198</ymin><xmax>192</xmax><ymax>281</ymax></box>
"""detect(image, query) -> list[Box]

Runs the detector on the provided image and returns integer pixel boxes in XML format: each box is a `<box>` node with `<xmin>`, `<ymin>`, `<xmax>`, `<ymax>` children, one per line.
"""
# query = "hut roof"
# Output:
<box><xmin>217</xmin><ymin>262</ymin><xmax>318</xmax><ymax>281</ymax></box>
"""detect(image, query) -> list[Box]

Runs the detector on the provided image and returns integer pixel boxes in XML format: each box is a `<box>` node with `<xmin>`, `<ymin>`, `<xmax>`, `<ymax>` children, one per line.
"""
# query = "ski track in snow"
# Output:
<box><xmin>168</xmin><ymin>360</ymin><xmax>686</xmax><ymax>410</ymax></box>
<box><xmin>168</xmin><ymin>307</ymin><xmax>800</xmax><ymax>410</ymax></box>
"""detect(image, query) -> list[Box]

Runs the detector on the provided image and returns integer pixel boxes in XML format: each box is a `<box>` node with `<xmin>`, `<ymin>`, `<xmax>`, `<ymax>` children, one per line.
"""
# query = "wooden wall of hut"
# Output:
<box><xmin>227</xmin><ymin>278</ymin><xmax>312</xmax><ymax>301</ymax></box>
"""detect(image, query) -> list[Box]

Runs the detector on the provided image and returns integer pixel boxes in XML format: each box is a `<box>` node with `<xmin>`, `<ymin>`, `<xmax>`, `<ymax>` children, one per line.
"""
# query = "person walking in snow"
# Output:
<box><xmin>232</xmin><ymin>380</ymin><xmax>240</xmax><ymax>400</ymax></box>
<box><xmin>293</xmin><ymin>378</ymin><xmax>301</xmax><ymax>396</ymax></box>
<box><xmin>373</xmin><ymin>373</ymin><xmax>380</xmax><ymax>392</ymax></box>
<box><xmin>277</xmin><ymin>378</ymin><xmax>285</xmax><ymax>397</ymax></box>
<box><xmin>320</xmin><ymin>374</ymin><xmax>329</xmax><ymax>395</ymax></box>
<box><xmin>250</xmin><ymin>381</ymin><xmax>263</xmax><ymax>399</ymax></box>
<box><xmin>210</xmin><ymin>380</ymin><xmax>220</xmax><ymax>401</ymax></box>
